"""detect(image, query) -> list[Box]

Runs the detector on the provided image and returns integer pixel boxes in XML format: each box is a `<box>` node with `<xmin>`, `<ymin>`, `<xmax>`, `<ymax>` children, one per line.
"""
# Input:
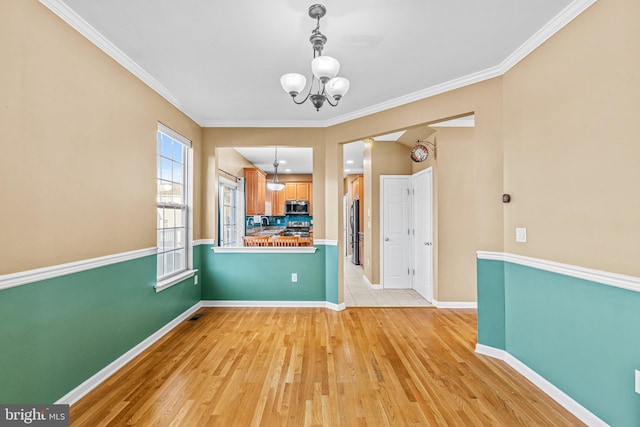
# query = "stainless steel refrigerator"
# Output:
<box><xmin>350</xmin><ymin>198</ymin><xmax>360</xmax><ymax>265</ymax></box>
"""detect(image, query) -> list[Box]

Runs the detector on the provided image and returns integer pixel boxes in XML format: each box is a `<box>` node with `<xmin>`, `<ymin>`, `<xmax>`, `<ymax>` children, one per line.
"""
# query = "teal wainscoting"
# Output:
<box><xmin>477</xmin><ymin>257</ymin><xmax>640</xmax><ymax>427</ymax></box>
<box><xmin>324</xmin><ymin>244</ymin><xmax>339</xmax><ymax>304</ymax></box>
<box><xmin>476</xmin><ymin>258</ymin><xmax>505</xmax><ymax>350</ymax></box>
<box><xmin>0</xmin><ymin>254</ymin><xmax>200</xmax><ymax>404</ymax></box>
<box><xmin>201</xmin><ymin>245</ymin><xmax>333</xmax><ymax>302</ymax></box>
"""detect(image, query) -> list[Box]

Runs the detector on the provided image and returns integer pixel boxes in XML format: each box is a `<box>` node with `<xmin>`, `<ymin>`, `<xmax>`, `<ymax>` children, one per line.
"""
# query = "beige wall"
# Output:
<box><xmin>429</xmin><ymin>127</ymin><xmax>478</xmax><ymax>301</ymax></box>
<box><xmin>217</xmin><ymin>148</ymin><xmax>255</xmax><ymax>178</ymax></box>
<box><xmin>0</xmin><ymin>1</ymin><xmax>201</xmax><ymax>275</ymax></box>
<box><xmin>365</xmin><ymin>142</ymin><xmax>413</xmax><ymax>284</ymax></box>
<box><xmin>502</xmin><ymin>0</ymin><xmax>640</xmax><ymax>277</ymax></box>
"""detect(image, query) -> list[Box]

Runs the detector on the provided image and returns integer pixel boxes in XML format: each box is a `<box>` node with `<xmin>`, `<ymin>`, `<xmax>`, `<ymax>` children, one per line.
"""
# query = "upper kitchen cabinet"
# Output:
<box><xmin>244</xmin><ymin>167</ymin><xmax>266</xmax><ymax>215</ymax></box>
<box><xmin>285</xmin><ymin>182</ymin><xmax>311</xmax><ymax>201</ymax></box>
<box><xmin>268</xmin><ymin>186</ymin><xmax>286</xmax><ymax>216</ymax></box>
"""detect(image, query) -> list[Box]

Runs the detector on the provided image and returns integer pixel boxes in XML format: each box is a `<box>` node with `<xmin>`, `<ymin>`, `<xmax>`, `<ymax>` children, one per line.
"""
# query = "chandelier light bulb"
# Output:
<box><xmin>280</xmin><ymin>73</ymin><xmax>307</xmax><ymax>96</ymax></box>
<box><xmin>311</xmin><ymin>56</ymin><xmax>340</xmax><ymax>83</ymax></box>
<box><xmin>325</xmin><ymin>77</ymin><xmax>350</xmax><ymax>100</ymax></box>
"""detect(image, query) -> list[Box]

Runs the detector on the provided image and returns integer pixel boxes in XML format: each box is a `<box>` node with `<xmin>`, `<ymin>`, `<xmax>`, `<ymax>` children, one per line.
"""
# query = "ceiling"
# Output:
<box><xmin>44</xmin><ymin>0</ymin><xmax>591</xmax><ymax>127</ymax></box>
<box><xmin>234</xmin><ymin>147</ymin><xmax>313</xmax><ymax>175</ymax></box>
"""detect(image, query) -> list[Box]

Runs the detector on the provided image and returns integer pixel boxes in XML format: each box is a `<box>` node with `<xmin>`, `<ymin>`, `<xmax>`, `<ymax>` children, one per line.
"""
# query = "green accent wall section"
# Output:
<box><xmin>476</xmin><ymin>259</ymin><xmax>505</xmax><ymax>349</ymax></box>
<box><xmin>0</xmin><ymin>254</ymin><xmax>200</xmax><ymax>404</ymax></box>
<box><xmin>200</xmin><ymin>245</ymin><xmax>327</xmax><ymax>302</ymax></box>
<box><xmin>324</xmin><ymin>244</ymin><xmax>339</xmax><ymax>304</ymax></box>
<box><xmin>477</xmin><ymin>258</ymin><xmax>640</xmax><ymax>427</ymax></box>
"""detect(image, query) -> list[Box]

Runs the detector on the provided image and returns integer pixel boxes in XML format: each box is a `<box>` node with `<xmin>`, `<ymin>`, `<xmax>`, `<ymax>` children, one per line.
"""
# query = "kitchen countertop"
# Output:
<box><xmin>245</xmin><ymin>226</ymin><xmax>285</xmax><ymax>237</ymax></box>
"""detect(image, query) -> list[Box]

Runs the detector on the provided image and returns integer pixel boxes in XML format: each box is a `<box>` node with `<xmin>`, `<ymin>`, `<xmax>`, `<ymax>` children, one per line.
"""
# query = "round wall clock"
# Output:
<box><xmin>411</xmin><ymin>144</ymin><xmax>429</xmax><ymax>162</ymax></box>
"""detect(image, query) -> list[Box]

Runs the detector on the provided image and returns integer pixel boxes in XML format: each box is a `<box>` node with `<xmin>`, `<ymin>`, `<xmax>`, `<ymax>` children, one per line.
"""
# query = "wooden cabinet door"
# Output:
<box><xmin>297</xmin><ymin>182</ymin><xmax>310</xmax><ymax>200</ymax></box>
<box><xmin>352</xmin><ymin>177</ymin><xmax>360</xmax><ymax>200</ymax></box>
<box><xmin>244</xmin><ymin>168</ymin><xmax>266</xmax><ymax>215</ymax></box>
<box><xmin>351</xmin><ymin>175</ymin><xmax>363</xmax><ymax>201</ymax></box>
<box><xmin>274</xmin><ymin>187</ymin><xmax>286</xmax><ymax>216</ymax></box>
<box><xmin>257</xmin><ymin>171</ymin><xmax>266</xmax><ymax>214</ymax></box>
<box><xmin>285</xmin><ymin>183</ymin><xmax>297</xmax><ymax>200</ymax></box>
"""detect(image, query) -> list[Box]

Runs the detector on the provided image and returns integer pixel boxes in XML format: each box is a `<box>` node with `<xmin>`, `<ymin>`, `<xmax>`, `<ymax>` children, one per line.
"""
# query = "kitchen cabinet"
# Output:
<box><xmin>351</xmin><ymin>175</ymin><xmax>363</xmax><ymax>201</ymax></box>
<box><xmin>285</xmin><ymin>183</ymin><xmax>298</xmax><ymax>200</ymax></box>
<box><xmin>244</xmin><ymin>168</ymin><xmax>266</xmax><ymax>215</ymax></box>
<box><xmin>284</xmin><ymin>182</ymin><xmax>312</xmax><ymax>201</ymax></box>
<box><xmin>270</xmin><ymin>186</ymin><xmax>286</xmax><ymax>216</ymax></box>
<box><xmin>297</xmin><ymin>182</ymin><xmax>310</xmax><ymax>200</ymax></box>
<box><xmin>351</xmin><ymin>175</ymin><xmax>364</xmax><ymax>232</ymax></box>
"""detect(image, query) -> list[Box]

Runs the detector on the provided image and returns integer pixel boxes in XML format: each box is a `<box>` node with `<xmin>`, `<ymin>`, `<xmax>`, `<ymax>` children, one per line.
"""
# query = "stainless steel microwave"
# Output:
<box><xmin>285</xmin><ymin>200</ymin><xmax>310</xmax><ymax>215</ymax></box>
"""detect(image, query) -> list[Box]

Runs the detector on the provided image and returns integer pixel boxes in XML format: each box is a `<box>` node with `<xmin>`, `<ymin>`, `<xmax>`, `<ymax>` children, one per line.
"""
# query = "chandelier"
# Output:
<box><xmin>266</xmin><ymin>148</ymin><xmax>285</xmax><ymax>191</ymax></box>
<box><xmin>280</xmin><ymin>4</ymin><xmax>350</xmax><ymax>111</ymax></box>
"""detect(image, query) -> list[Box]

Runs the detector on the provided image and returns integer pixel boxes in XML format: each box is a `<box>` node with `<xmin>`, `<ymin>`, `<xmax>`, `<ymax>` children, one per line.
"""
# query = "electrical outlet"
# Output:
<box><xmin>635</xmin><ymin>370</ymin><xmax>640</xmax><ymax>394</ymax></box>
<box><xmin>291</xmin><ymin>273</ymin><xmax>298</xmax><ymax>283</ymax></box>
<box><xmin>516</xmin><ymin>227</ymin><xmax>527</xmax><ymax>243</ymax></box>
<box><xmin>194</xmin><ymin>275</ymin><xmax>199</xmax><ymax>285</ymax></box>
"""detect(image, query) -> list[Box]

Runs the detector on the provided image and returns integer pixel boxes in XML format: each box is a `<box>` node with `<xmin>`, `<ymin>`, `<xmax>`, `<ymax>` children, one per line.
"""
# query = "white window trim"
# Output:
<box><xmin>155</xmin><ymin>269</ymin><xmax>197</xmax><ymax>293</ymax></box>
<box><xmin>219</xmin><ymin>176</ymin><xmax>243</xmax><ymax>247</ymax></box>
<box><xmin>155</xmin><ymin>123</ymin><xmax>194</xmax><ymax>292</ymax></box>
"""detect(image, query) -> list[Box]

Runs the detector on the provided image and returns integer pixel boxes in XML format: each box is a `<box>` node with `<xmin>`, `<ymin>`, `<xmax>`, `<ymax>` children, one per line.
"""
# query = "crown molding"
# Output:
<box><xmin>38</xmin><ymin>0</ymin><xmax>204</xmax><ymax>126</ymax></box>
<box><xmin>40</xmin><ymin>0</ymin><xmax>597</xmax><ymax>129</ymax></box>
<box><xmin>498</xmin><ymin>0</ymin><xmax>598</xmax><ymax>72</ymax></box>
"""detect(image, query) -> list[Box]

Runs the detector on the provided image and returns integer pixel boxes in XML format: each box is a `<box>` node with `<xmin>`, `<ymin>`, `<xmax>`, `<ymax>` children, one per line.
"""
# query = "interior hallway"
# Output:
<box><xmin>343</xmin><ymin>257</ymin><xmax>432</xmax><ymax>307</ymax></box>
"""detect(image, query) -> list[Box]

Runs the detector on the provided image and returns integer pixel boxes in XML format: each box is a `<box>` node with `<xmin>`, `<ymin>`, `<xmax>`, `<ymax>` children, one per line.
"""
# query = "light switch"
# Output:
<box><xmin>516</xmin><ymin>227</ymin><xmax>527</xmax><ymax>243</ymax></box>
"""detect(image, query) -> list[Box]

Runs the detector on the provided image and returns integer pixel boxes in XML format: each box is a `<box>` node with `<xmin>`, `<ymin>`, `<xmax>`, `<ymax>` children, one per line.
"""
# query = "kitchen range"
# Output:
<box><xmin>284</xmin><ymin>221</ymin><xmax>311</xmax><ymax>238</ymax></box>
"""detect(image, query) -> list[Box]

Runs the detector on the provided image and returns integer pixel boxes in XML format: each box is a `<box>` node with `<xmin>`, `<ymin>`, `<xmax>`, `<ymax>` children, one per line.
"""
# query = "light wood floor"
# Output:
<box><xmin>70</xmin><ymin>308</ymin><xmax>583</xmax><ymax>426</ymax></box>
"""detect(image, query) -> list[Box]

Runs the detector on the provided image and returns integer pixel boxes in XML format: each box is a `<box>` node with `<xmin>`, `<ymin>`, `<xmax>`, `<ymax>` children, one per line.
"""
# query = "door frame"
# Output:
<box><xmin>379</xmin><ymin>171</ymin><xmax>434</xmax><ymax>298</ymax></box>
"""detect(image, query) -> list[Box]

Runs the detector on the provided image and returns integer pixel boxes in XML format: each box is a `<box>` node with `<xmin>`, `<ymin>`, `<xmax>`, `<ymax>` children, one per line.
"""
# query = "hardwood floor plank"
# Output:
<box><xmin>70</xmin><ymin>307</ymin><xmax>584</xmax><ymax>426</ymax></box>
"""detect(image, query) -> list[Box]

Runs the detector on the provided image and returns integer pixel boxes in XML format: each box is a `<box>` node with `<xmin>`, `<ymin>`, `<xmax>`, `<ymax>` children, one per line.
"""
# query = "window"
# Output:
<box><xmin>157</xmin><ymin>124</ymin><xmax>192</xmax><ymax>283</ymax></box>
<box><xmin>218</xmin><ymin>177</ymin><xmax>244</xmax><ymax>247</ymax></box>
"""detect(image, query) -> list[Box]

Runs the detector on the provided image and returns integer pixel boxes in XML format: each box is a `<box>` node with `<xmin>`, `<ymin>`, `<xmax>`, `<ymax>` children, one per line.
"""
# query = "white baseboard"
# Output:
<box><xmin>475</xmin><ymin>344</ymin><xmax>608</xmax><ymax>427</ymax></box>
<box><xmin>362</xmin><ymin>274</ymin><xmax>382</xmax><ymax>290</ymax></box>
<box><xmin>432</xmin><ymin>300</ymin><xmax>477</xmax><ymax>309</ymax></box>
<box><xmin>202</xmin><ymin>300</ymin><xmax>344</xmax><ymax>311</ymax></box>
<box><xmin>55</xmin><ymin>302</ymin><xmax>203</xmax><ymax>406</ymax></box>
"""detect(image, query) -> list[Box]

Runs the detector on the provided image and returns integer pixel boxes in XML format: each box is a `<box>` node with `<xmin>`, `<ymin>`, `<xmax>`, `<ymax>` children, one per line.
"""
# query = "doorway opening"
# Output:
<box><xmin>342</xmin><ymin>138</ymin><xmax>431</xmax><ymax>307</ymax></box>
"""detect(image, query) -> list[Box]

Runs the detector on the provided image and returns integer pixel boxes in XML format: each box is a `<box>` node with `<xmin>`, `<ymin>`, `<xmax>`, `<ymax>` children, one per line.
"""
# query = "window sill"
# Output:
<box><xmin>155</xmin><ymin>269</ymin><xmax>197</xmax><ymax>293</ymax></box>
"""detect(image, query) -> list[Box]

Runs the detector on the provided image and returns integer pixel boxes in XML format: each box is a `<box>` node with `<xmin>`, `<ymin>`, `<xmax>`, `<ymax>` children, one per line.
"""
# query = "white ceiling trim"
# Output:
<box><xmin>40</xmin><ymin>0</ymin><xmax>596</xmax><ymax>129</ymax></box>
<box><xmin>38</xmin><ymin>0</ymin><xmax>204</xmax><ymax>126</ymax></box>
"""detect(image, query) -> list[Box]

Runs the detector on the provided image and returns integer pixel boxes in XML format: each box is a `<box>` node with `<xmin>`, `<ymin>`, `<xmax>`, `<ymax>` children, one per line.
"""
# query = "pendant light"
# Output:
<box><xmin>266</xmin><ymin>148</ymin><xmax>285</xmax><ymax>191</ymax></box>
<box><xmin>280</xmin><ymin>4</ymin><xmax>350</xmax><ymax>111</ymax></box>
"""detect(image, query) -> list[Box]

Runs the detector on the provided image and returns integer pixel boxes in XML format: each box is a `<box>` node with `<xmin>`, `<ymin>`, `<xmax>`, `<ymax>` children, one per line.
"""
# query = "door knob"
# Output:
<box><xmin>385</xmin><ymin>237</ymin><xmax>389</xmax><ymax>241</ymax></box>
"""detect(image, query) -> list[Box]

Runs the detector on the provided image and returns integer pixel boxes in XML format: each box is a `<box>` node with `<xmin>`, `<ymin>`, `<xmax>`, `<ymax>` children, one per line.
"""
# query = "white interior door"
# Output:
<box><xmin>412</xmin><ymin>168</ymin><xmax>433</xmax><ymax>301</ymax></box>
<box><xmin>381</xmin><ymin>176</ymin><xmax>411</xmax><ymax>289</ymax></box>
